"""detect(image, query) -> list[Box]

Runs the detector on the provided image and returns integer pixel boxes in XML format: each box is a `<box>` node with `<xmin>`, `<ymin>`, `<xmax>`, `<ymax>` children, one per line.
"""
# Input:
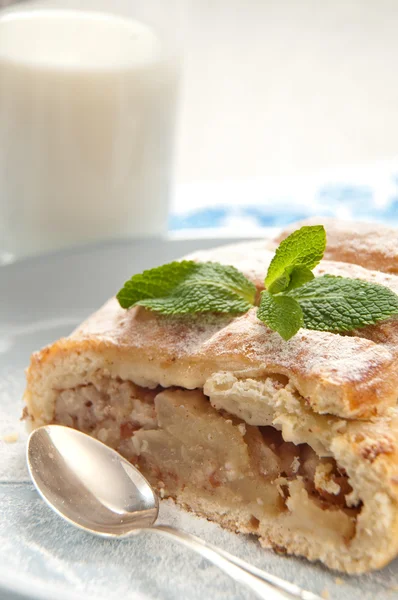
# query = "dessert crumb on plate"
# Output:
<box><xmin>2</xmin><ymin>432</ymin><xmax>18</xmax><ymax>443</ymax></box>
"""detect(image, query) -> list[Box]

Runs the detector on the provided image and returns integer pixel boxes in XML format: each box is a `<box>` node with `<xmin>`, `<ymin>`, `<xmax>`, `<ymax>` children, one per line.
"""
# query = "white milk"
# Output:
<box><xmin>0</xmin><ymin>9</ymin><xmax>179</xmax><ymax>258</ymax></box>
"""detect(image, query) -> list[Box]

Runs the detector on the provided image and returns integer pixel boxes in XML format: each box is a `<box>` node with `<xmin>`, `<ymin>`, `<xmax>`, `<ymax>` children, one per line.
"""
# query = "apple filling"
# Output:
<box><xmin>54</xmin><ymin>376</ymin><xmax>361</xmax><ymax>547</ymax></box>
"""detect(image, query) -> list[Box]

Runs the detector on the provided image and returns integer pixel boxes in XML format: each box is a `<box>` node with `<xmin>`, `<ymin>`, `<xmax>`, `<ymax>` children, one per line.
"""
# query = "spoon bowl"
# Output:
<box><xmin>27</xmin><ymin>424</ymin><xmax>158</xmax><ymax>536</ymax></box>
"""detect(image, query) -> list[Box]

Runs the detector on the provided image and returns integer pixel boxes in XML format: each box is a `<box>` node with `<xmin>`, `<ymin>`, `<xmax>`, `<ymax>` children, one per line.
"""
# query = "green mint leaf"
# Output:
<box><xmin>266</xmin><ymin>269</ymin><xmax>291</xmax><ymax>295</ymax></box>
<box><xmin>257</xmin><ymin>290</ymin><xmax>304</xmax><ymax>340</ymax></box>
<box><xmin>267</xmin><ymin>265</ymin><xmax>314</xmax><ymax>294</ymax></box>
<box><xmin>116</xmin><ymin>260</ymin><xmax>256</xmax><ymax>315</ymax></box>
<box><xmin>265</xmin><ymin>225</ymin><xmax>326</xmax><ymax>293</ymax></box>
<box><xmin>287</xmin><ymin>274</ymin><xmax>398</xmax><ymax>332</ymax></box>
<box><xmin>284</xmin><ymin>266</ymin><xmax>315</xmax><ymax>292</ymax></box>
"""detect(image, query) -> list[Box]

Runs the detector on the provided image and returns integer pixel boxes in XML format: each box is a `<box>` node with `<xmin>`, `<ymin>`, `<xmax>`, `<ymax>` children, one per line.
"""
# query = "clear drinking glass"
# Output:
<box><xmin>0</xmin><ymin>0</ymin><xmax>181</xmax><ymax>261</ymax></box>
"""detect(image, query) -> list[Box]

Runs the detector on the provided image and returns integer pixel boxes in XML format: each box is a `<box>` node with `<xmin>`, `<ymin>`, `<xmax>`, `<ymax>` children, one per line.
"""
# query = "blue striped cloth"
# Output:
<box><xmin>169</xmin><ymin>161</ymin><xmax>398</xmax><ymax>235</ymax></box>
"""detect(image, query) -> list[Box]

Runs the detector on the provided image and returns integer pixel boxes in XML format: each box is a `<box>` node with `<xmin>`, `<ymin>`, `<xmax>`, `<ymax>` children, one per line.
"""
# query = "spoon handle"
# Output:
<box><xmin>148</xmin><ymin>525</ymin><xmax>322</xmax><ymax>600</ymax></box>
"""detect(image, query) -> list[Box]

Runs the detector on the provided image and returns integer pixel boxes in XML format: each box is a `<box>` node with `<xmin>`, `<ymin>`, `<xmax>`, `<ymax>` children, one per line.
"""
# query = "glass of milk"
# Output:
<box><xmin>0</xmin><ymin>4</ymin><xmax>180</xmax><ymax>260</ymax></box>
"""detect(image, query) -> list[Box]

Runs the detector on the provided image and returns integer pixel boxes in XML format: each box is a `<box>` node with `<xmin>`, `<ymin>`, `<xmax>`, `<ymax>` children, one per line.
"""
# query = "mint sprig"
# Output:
<box><xmin>117</xmin><ymin>260</ymin><xmax>256</xmax><ymax>315</ymax></box>
<box><xmin>265</xmin><ymin>225</ymin><xmax>326</xmax><ymax>294</ymax></box>
<box><xmin>257</xmin><ymin>225</ymin><xmax>398</xmax><ymax>338</ymax></box>
<box><xmin>116</xmin><ymin>225</ymin><xmax>398</xmax><ymax>341</ymax></box>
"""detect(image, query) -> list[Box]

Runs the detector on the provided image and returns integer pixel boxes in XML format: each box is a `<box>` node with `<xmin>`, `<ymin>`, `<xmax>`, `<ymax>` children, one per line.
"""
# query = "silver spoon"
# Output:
<box><xmin>27</xmin><ymin>425</ymin><xmax>322</xmax><ymax>600</ymax></box>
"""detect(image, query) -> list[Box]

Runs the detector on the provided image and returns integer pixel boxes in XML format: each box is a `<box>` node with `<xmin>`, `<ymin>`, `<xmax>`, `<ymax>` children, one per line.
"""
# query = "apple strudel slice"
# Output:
<box><xmin>24</xmin><ymin>221</ymin><xmax>398</xmax><ymax>574</ymax></box>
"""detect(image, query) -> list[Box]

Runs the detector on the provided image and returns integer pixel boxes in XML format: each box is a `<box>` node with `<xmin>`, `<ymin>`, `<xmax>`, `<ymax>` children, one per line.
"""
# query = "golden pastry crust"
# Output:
<box><xmin>25</xmin><ymin>298</ymin><xmax>398</xmax><ymax>423</ymax></box>
<box><xmin>26</xmin><ymin>238</ymin><xmax>398</xmax><ymax>422</ymax></box>
<box><xmin>275</xmin><ymin>217</ymin><xmax>398</xmax><ymax>275</ymax></box>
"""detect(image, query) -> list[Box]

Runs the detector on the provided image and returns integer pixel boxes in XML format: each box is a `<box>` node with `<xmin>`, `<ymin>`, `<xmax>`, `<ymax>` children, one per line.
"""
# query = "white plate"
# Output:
<box><xmin>0</xmin><ymin>237</ymin><xmax>397</xmax><ymax>600</ymax></box>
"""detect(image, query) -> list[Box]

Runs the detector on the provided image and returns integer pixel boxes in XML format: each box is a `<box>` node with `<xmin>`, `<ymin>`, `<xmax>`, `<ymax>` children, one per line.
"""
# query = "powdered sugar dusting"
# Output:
<box><xmin>0</xmin><ymin>366</ymin><xmax>29</xmax><ymax>482</ymax></box>
<box><xmin>204</xmin><ymin>308</ymin><xmax>395</xmax><ymax>383</ymax></box>
<box><xmin>76</xmin><ymin>298</ymin><xmax>235</xmax><ymax>358</ymax></box>
<box><xmin>76</xmin><ymin>299</ymin><xmax>396</xmax><ymax>386</ymax></box>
